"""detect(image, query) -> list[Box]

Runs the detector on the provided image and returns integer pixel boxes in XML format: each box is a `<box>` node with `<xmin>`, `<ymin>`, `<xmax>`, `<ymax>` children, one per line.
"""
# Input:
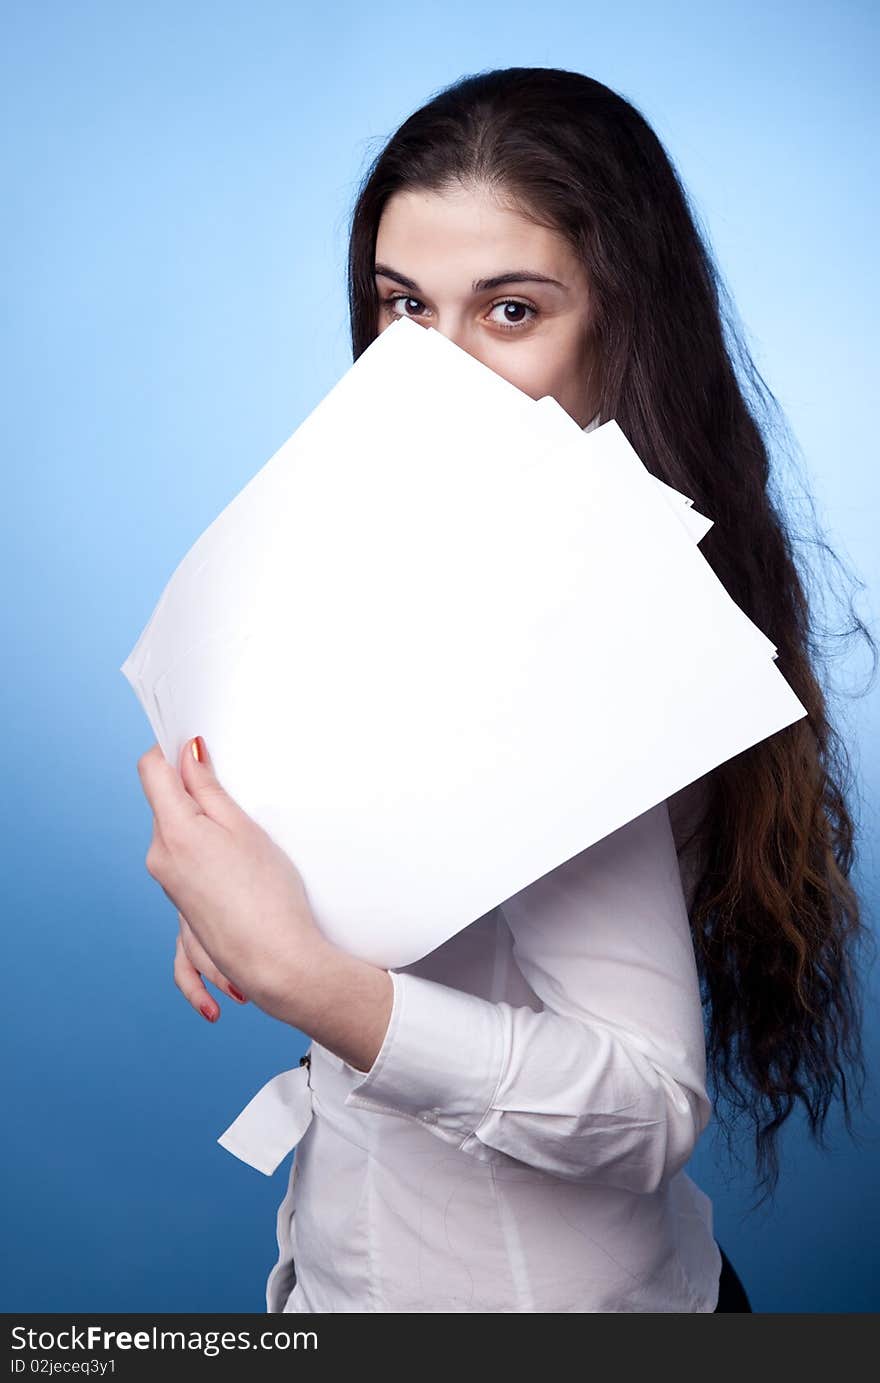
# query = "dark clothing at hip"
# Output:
<box><xmin>714</xmin><ymin>1244</ymin><xmax>753</xmax><ymax>1312</ymax></box>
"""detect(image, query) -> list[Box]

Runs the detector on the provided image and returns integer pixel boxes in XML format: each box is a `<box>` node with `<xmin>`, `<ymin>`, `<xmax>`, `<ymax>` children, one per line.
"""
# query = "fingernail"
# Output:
<box><xmin>191</xmin><ymin>736</ymin><xmax>206</xmax><ymax>764</ymax></box>
<box><xmin>228</xmin><ymin>984</ymin><xmax>247</xmax><ymax>1003</ymax></box>
<box><xmin>200</xmin><ymin>1002</ymin><xmax>217</xmax><ymax>1022</ymax></box>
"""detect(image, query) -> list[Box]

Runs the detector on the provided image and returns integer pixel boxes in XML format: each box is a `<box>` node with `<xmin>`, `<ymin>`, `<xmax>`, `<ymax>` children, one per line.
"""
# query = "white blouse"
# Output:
<box><xmin>220</xmin><ymin>413</ymin><xmax>724</xmax><ymax>1313</ymax></box>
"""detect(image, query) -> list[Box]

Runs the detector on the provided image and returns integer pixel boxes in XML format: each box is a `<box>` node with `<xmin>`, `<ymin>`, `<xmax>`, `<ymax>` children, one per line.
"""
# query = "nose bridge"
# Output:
<box><xmin>431</xmin><ymin>317</ymin><xmax>483</xmax><ymax>366</ymax></box>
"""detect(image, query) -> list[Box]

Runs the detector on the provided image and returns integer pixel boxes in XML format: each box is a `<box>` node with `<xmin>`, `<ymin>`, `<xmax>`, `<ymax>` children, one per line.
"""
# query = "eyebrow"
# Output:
<box><xmin>373</xmin><ymin>263</ymin><xmax>567</xmax><ymax>294</ymax></box>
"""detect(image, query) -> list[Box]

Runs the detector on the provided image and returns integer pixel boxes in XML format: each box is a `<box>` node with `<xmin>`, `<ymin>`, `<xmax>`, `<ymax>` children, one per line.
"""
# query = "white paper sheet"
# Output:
<box><xmin>121</xmin><ymin>315</ymin><xmax>805</xmax><ymax>969</ymax></box>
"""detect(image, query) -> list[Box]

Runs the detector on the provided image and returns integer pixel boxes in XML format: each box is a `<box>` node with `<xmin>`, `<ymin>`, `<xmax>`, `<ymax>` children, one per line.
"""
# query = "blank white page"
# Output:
<box><xmin>121</xmin><ymin>317</ymin><xmax>805</xmax><ymax>968</ymax></box>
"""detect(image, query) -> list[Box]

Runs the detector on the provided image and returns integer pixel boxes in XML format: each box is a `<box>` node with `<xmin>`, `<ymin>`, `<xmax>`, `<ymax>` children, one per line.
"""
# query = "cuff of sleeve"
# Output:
<box><xmin>342</xmin><ymin>969</ymin><xmax>506</xmax><ymax>1145</ymax></box>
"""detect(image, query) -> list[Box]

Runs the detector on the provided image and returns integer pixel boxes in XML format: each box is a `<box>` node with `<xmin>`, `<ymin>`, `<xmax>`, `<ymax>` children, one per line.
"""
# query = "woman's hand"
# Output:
<box><xmin>137</xmin><ymin>735</ymin><xmax>329</xmax><ymax>1025</ymax></box>
<box><xmin>174</xmin><ymin>909</ymin><xmax>249</xmax><ymax>1022</ymax></box>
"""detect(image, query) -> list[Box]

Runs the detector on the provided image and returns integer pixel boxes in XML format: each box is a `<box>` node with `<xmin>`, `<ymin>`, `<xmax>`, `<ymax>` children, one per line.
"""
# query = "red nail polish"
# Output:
<box><xmin>228</xmin><ymin>984</ymin><xmax>247</xmax><ymax>1003</ymax></box>
<box><xmin>200</xmin><ymin>1002</ymin><xmax>216</xmax><ymax>1021</ymax></box>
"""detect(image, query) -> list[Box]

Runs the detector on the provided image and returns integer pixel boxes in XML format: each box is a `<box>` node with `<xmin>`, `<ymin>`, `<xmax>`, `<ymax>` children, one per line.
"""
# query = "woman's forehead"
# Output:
<box><xmin>375</xmin><ymin>189</ymin><xmax>579</xmax><ymax>290</ymax></box>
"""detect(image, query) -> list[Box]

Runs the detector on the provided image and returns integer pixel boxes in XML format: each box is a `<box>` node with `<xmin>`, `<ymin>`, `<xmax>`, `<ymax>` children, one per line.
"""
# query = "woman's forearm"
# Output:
<box><xmin>268</xmin><ymin>934</ymin><xmax>394</xmax><ymax>1075</ymax></box>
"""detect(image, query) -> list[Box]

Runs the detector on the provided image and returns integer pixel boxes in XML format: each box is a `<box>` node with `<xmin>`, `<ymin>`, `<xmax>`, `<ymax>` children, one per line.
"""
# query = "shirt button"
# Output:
<box><xmin>422</xmin><ymin>1110</ymin><xmax>437</xmax><ymax>1123</ymax></box>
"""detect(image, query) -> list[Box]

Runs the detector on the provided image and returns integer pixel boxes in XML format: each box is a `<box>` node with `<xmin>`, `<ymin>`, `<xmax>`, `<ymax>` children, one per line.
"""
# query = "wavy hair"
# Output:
<box><xmin>344</xmin><ymin>67</ymin><xmax>877</xmax><ymax>1206</ymax></box>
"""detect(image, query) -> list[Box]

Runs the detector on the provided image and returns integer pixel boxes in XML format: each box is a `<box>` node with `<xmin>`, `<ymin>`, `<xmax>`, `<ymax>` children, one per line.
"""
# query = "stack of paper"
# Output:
<box><xmin>121</xmin><ymin>315</ymin><xmax>805</xmax><ymax>970</ymax></box>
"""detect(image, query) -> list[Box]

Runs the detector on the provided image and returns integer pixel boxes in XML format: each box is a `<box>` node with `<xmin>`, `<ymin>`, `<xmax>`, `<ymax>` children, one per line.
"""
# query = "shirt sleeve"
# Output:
<box><xmin>342</xmin><ymin>798</ymin><xmax>713</xmax><ymax>1195</ymax></box>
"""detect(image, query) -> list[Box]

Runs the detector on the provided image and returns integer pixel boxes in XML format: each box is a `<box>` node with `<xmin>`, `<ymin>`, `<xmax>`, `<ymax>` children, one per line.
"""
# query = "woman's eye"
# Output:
<box><xmin>383</xmin><ymin>295</ymin><xmax>427</xmax><ymax>319</ymax></box>
<box><xmin>487</xmin><ymin>300</ymin><xmax>538</xmax><ymax>331</ymax></box>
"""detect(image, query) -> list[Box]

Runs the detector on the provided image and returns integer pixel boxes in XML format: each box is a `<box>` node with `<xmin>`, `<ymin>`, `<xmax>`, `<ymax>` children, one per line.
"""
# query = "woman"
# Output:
<box><xmin>138</xmin><ymin>68</ymin><xmax>874</xmax><ymax>1313</ymax></box>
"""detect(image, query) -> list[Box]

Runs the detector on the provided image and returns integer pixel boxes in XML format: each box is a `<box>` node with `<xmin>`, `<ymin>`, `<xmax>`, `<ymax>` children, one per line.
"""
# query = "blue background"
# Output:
<box><xmin>2</xmin><ymin>0</ymin><xmax>877</xmax><ymax>1313</ymax></box>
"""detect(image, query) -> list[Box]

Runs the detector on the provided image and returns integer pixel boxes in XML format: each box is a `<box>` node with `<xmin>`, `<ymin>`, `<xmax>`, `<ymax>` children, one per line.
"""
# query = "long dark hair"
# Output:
<box><xmin>344</xmin><ymin>67</ymin><xmax>877</xmax><ymax>1206</ymax></box>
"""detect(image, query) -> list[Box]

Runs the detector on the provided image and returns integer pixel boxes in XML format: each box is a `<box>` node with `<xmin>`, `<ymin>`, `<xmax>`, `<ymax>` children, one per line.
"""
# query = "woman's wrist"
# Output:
<box><xmin>265</xmin><ymin>929</ymin><xmax>394</xmax><ymax>1075</ymax></box>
